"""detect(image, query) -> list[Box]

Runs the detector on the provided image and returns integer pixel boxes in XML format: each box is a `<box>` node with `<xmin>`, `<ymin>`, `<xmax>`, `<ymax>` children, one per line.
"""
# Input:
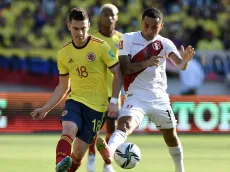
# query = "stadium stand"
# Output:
<box><xmin>0</xmin><ymin>0</ymin><xmax>230</xmax><ymax>90</ymax></box>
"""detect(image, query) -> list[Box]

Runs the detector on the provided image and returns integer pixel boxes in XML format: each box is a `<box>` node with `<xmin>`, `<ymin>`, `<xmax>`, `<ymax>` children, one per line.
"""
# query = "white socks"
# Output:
<box><xmin>108</xmin><ymin>130</ymin><xmax>128</xmax><ymax>156</ymax></box>
<box><xmin>168</xmin><ymin>145</ymin><xmax>185</xmax><ymax>172</ymax></box>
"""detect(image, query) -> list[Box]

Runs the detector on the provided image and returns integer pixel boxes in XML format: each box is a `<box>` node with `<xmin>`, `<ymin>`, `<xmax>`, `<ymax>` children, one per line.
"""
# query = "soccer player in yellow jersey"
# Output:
<box><xmin>86</xmin><ymin>4</ymin><xmax>122</xmax><ymax>172</ymax></box>
<box><xmin>30</xmin><ymin>7</ymin><xmax>122</xmax><ymax>172</ymax></box>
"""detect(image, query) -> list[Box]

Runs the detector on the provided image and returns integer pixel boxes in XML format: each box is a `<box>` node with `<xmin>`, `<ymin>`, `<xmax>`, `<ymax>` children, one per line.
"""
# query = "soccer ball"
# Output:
<box><xmin>114</xmin><ymin>142</ymin><xmax>141</xmax><ymax>169</ymax></box>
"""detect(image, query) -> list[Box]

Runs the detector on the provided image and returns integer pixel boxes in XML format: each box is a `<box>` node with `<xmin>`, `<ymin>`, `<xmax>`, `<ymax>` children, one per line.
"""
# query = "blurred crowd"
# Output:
<box><xmin>0</xmin><ymin>0</ymin><xmax>230</xmax><ymax>51</ymax></box>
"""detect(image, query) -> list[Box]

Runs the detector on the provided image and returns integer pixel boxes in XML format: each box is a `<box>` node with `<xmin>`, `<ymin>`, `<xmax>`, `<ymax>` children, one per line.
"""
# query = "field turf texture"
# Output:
<box><xmin>0</xmin><ymin>134</ymin><xmax>229</xmax><ymax>172</ymax></box>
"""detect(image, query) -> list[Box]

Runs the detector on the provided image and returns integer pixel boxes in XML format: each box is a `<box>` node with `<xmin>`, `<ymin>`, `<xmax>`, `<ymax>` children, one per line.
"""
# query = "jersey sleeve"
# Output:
<box><xmin>57</xmin><ymin>51</ymin><xmax>69</xmax><ymax>75</ymax></box>
<box><xmin>118</xmin><ymin>33</ymin><xmax>132</xmax><ymax>56</ymax></box>
<box><xmin>164</xmin><ymin>38</ymin><xmax>181</xmax><ymax>59</ymax></box>
<box><xmin>101</xmin><ymin>42</ymin><xmax>119</xmax><ymax>68</ymax></box>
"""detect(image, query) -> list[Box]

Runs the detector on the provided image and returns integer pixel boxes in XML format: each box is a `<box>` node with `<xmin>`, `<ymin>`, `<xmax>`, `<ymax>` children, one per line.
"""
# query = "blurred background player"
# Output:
<box><xmin>30</xmin><ymin>7</ymin><xmax>122</xmax><ymax>172</ymax></box>
<box><xmin>96</xmin><ymin>7</ymin><xmax>195</xmax><ymax>172</ymax></box>
<box><xmin>86</xmin><ymin>4</ymin><xmax>122</xmax><ymax>172</ymax></box>
<box><xmin>179</xmin><ymin>57</ymin><xmax>205</xmax><ymax>95</ymax></box>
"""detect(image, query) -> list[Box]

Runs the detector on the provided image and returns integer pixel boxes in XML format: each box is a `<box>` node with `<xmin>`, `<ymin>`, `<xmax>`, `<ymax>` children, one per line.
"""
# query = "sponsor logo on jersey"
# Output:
<box><xmin>119</xmin><ymin>40</ymin><xmax>123</xmax><ymax>49</ymax></box>
<box><xmin>86</xmin><ymin>52</ymin><xmax>96</xmax><ymax>62</ymax></box>
<box><xmin>108</xmin><ymin>50</ymin><xmax>115</xmax><ymax>59</ymax></box>
<box><xmin>152</xmin><ymin>41</ymin><xmax>162</xmax><ymax>50</ymax></box>
<box><xmin>62</xmin><ymin>110</ymin><xmax>68</xmax><ymax>116</ymax></box>
<box><xmin>133</xmin><ymin>42</ymin><xmax>145</xmax><ymax>46</ymax></box>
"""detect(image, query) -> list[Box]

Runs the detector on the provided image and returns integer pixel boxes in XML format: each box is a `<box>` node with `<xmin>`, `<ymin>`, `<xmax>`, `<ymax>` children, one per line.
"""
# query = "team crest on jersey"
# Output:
<box><xmin>152</xmin><ymin>41</ymin><xmax>162</xmax><ymax>50</ymax></box>
<box><xmin>119</xmin><ymin>40</ymin><xmax>123</xmax><ymax>49</ymax></box>
<box><xmin>86</xmin><ymin>52</ymin><xmax>96</xmax><ymax>62</ymax></box>
<box><xmin>62</xmin><ymin>110</ymin><xmax>68</xmax><ymax>116</ymax></box>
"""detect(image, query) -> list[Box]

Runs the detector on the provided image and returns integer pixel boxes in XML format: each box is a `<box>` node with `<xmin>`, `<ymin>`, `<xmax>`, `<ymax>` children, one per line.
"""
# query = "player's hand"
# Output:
<box><xmin>30</xmin><ymin>108</ymin><xmax>48</xmax><ymax>120</ymax></box>
<box><xmin>107</xmin><ymin>103</ymin><xmax>119</xmax><ymax>118</ymax></box>
<box><xmin>145</xmin><ymin>56</ymin><xmax>164</xmax><ymax>67</ymax></box>
<box><xmin>181</xmin><ymin>45</ymin><xmax>195</xmax><ymax>62</ymax></box>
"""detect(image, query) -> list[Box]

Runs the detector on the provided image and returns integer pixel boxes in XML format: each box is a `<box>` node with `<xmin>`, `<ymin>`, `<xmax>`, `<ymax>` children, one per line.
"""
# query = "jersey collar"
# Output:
<box><xmin>72</xmin><ymin>36</ymin><xmax>91</xmax><ymax>49</ymax></box>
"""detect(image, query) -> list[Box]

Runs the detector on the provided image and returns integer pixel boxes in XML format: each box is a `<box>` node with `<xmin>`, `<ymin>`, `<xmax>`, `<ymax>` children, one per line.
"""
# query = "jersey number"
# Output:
<box><xmin>166</xmin><ymin>110</ymin><xmax>172</xmax><ymax>120</ymax></box>
<box><xmin>92</xmin><ymin>119</ymin><xmax>102</xmax><ymax>132</ymax></box>
<box><xmin>76</xmin><ymin>66</ymin><xmax>88</xmax><ymax>78</ymax></box>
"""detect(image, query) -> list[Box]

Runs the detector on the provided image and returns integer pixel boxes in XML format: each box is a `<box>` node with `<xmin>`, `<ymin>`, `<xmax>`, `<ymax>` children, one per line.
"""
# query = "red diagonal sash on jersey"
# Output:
<box><xmin>124</xmin><ymin>40</ymin><xmax>163</xmax><ymax>91</ymax></box>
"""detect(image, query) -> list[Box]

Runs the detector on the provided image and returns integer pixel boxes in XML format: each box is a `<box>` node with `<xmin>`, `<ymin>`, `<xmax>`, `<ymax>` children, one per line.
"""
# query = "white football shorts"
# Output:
<box><xmin>119</xmin><ymin>95</ymin><xmax>177</xmax><ymax>129</ymax></box>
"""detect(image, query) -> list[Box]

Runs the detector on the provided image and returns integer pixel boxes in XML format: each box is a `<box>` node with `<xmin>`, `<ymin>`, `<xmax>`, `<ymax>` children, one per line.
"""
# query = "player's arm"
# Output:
<box><xmin>30</xmin><ymin>75</ymin><xmax>70</xmax><ymax>120</ymax></box>
<box><xmin>42</xmin><ymin>75</ymin><xmax>70</xmax><ymax>112</ymax></box>
<box><xmin>31</xmin><ymin>51</ymin><xmax>70</xmax><ymax>120</ymax></box>
<box><xmin>109</xmin><ymin>63</ymin><xmax>123</xmax><ymax>100</ymax></box>
<box><xmin>119</xmin><ymin>55</ymin><xmax>162</xmax><ymax>75</ymax></box>
<box><xmin>108</xmin><ymin>62</ymin><xmax>123</xmax><ymax>118</ymax></box>
<box><xmin>102</xmin><ymin>42</ymin><xmax>123</xmax><ymax>100</ymax></box>
<box><xmin>102</xmin><ymin>41</ymin><xmax>123</xmax><ymax>118</ymax></box>
<box><xmin>118</xmin><ymin>34</ymin><xmax>161</xmax><ymax>75</ymax></box>
<box><xmin>169</xmin><ymin>45</ymin><xmax>195</xmax><ymax>70</ymax></box>
<box><xmin>42</xmin><ymin>51</ymin><xmax>70</xmax><ymax>113</ymax></box>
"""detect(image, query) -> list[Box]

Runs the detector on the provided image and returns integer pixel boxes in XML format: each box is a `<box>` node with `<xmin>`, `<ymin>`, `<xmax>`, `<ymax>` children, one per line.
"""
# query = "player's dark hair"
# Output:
<box><xmin>69</xmin><ymin>7</ymin><xmax>89</xmax><ymax>22</ymax></box>
<box><xmin>142</xmin><ymin>8</ymin><xmax>163</xmax><ymax>22</ymax></box>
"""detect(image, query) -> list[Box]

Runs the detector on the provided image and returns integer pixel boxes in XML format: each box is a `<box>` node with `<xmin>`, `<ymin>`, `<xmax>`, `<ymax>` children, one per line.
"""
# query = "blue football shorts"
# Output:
<box><xmin>61</xmin><ymin>99</ymin><xmax>106</xmax><ymax>144</ymax></box>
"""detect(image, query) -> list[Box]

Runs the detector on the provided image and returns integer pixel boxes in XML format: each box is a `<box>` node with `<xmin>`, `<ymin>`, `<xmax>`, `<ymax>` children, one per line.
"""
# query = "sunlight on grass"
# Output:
<box><xmin>0</xmin><ymin>134</ymin><xmax>229</xmax><ymax>172</ymax></box>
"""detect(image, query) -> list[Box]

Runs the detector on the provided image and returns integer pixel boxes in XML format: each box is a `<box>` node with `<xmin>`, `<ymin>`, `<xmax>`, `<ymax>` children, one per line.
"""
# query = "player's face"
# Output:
<box><xmin>141</xmin><ymin>16</ymin><xmax>163</xmax><ymax>40</ymax></box>
<box><xmin>68</xmin><ymin>19</ymin><xmax>90</xmax><ymax>44</ymax></box>
<box><xmin>100</xmin><ymin>8</ymin><xmax>117</xmax><ymax>27</ymax></box>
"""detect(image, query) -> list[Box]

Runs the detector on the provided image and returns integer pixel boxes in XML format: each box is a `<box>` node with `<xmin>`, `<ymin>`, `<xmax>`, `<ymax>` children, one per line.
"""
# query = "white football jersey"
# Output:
<box><xmin>119</xmin><ymin>31</ymin><xmax>181</xmax><ymax>102</ymax></box>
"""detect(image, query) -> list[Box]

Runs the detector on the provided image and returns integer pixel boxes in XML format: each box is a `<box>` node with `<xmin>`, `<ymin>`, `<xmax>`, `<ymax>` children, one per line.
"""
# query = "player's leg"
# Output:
<box><xmin>70</xmin><ymin>103</ymin><xmax>107</xmax><ymax>172</ymax></box>
<box><xmin>56</xmin><ymin>122</ymin><xmax>77</xmax><ymax>172</ymax></box>
<box><xmin>86</xmin><ymin>134</ymin><xmax>98</xmax><ymax>172</ymax></box>
<box><xmin>160</xmin><ymin>128</ymin><xmax>184</xmax><ymax>172</ymax></box>
<box><xmin>86</xmin><ymin>117</ymin><xmax>115</xmax><ymax>172</ymax></box>
<box><xmin>56</xmin><ymin>100</ymin><xmax>83</xmax><ymax>172</ymax></box>
<box><xmin>97</xmin><ymin>96</ymin><xmax>146</xmax><ymax>170</ymax></box>
<box><xmin>96</xmin><ymin>116</ymin><xmax>137</xmax><ymax>172</ymax></box>
<box><xmin>108</xmin><ymin>96</ymin><xmax>146</xmax><ymax>156</ymax></box>
<box><xmin>105</xmin><ymin>117</ymin><xmax>116</xmax><ymax>143</ymax></box>
<box><xmin>68</xmin><ymin>138</ymin><xmax>89</xmax><ymax>172</ymax></box>
<box><xmin>150</xmin><ymin>103</ymin><xmax>184</xmax><ymax>172</ymax></box>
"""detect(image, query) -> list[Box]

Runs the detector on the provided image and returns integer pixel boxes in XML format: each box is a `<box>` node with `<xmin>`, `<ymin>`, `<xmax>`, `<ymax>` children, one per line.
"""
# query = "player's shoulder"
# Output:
<box><xmin>122</xmin><ymin>31</ymin><xmax>140</xmax><ymax>40</ymax></box>
<box><xmin>123</xmin><ymin>31</ymin><xmax>139</xmax><ymax>37</ymax></box>
<box><xmin>90</xmin><ymin>35</ymin><xmax>105</xmax><ymax>44</ymax></box>
<box><xmin>114</xmin><ymin>30</ymin><xmax>123</xmax><ymax>37</ymax></box>
<box><xmin>90</xmin><ymin>30</ymin><xmax>100</xmax><ymax>36</ymax></box>
<box><xmin>157</xmin><ymin>34</ymin><xmax>173</xmax><ymax>44</ymax></box>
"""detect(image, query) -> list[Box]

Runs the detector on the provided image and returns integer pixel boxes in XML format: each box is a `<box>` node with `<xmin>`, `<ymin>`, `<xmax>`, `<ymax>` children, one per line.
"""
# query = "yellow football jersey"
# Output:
<box><xmin>57</xmin><ymin>36</ymin><xmax>119</xmax><ymax>112</ymax></box>
<box><xmin>91</xmin><ymin>30</ymin><xmax>122</xmax><ymax>97</ymax></box>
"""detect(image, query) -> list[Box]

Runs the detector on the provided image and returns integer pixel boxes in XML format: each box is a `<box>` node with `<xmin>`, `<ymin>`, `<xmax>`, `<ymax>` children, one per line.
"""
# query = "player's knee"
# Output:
<box><xmin>62</xmin><ymin>126</ymin><xmax>77</xmax><ymax>139</ymax></box>
<box><xmin>117</xmin><ymin>117</ymin><xmax>136</xmax><ymax>135</ymax></box>
<box><xmin>62</xmin><ymin>131</ymin><xmax>75</xmax><ymax>140</ymax></box>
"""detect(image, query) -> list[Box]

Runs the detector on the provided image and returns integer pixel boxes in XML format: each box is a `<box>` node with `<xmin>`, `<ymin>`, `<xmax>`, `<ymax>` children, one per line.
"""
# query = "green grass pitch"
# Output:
<box><xmin>0</xmin><ymin>134</ymin><xmax>229</xmax><ymax>172</ymax></box>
